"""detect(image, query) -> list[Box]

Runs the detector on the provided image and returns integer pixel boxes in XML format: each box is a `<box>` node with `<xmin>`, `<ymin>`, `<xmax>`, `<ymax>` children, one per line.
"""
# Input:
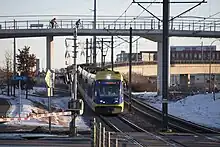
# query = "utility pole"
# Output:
<box><xmin>13</xmin><ymin>25</ymin><xmax>16</xmax><ymax>97</ymax></box>
<box><xmin>201</xmin><ymin>41</ymin><xmax>206</xmax><ymax>92</ymax></box>
<box><xmin>162</xmin><ymin>0</ymin><xmax>169</xmax><ymax>131</ymax></box>
<box><xmin>133</xmin><ymin>0</ymin><xmax>207</xmax><ymax>132</ymax></box>
<box><xmin>7</xmin><ymin>60</ymin><xmax>9</xmax><ymax>96</ymax></box>
<box><xmin>96</xmin><ymin>38</ymin><xmax>111</xmax><ymax>68</ymax></box>
<box><xmin>111</xmin><ymin>36</ymin><xmax>114</xmax><ymax>71</ymax></box>
<box><xmin>90</xmin><ymin>38</ymin><xmax>93</xmax><ymax>64</ymax></box>
<box><xmin>101</xmin><ymin>38</ymin><xmax>104</xmax><ymax>68</ymax></box>
<box><xmin>85</xmin><ymin>38</ymin><xmax>89</xmax><ymax>64</ymax></box>
<box><xmin>93</xmin><ymin>0</ymin><xmax>97</xmax><ymax>65</ymax></box>
<box><xmin>65</xmin><ymin>21</ymin><xmax>80</xmax><ymax>137</ymax></box>
<box><xmin>69</xmin><ymin>26</ymin><xmax>78</xmax><ymax>137</ymax></box>
<box><xmin>128</xmin><ymin>27</ymin><xmax>132</xmax><ymax>112</ymax></box>
<box><xmin>209</xmin><ymin>46</ymin><xmax>212</xmax><ymax>93</ymax></box>
<box><xmin>136</xmin><ymin>39</ymin><xmax>138</xmax><ymax>62</ymax></box>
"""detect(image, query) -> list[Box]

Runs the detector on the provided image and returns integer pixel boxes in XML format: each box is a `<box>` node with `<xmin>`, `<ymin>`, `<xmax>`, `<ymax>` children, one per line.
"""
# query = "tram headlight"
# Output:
<box><xmin>113</xmin><ymin>97</ymin><xmax>119</xmax><ymax>104</ymax></box>
<box><xmin>99</xmin><ymin>100</ymin><xmax>106</xmax><ymax>104</ymax></box>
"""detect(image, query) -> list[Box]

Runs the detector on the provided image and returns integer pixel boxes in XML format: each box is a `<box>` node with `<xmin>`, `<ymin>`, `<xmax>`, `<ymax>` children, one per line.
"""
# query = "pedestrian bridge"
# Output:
<box><xmin>107</xmin><ymin>62</ymin><xmax>220</xmax><ymax>76</ymax></box>
<box><xmin>0</xmin><ymin>15</ymin><xmax>220</xmax><ymax>38</ymax></box>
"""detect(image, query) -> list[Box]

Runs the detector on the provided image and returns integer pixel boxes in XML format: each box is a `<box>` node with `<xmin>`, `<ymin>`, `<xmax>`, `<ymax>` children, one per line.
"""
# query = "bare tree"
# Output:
<box><xmin>1</xmin><ymin>50</ymin><xmax>13</xmax><ymax>96</ymax></box>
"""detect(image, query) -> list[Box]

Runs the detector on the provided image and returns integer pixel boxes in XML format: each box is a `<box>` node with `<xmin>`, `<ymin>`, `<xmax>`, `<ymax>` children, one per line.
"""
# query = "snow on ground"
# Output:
<box><xmin>132</xmin><ymin>92</ymin><xmax>220</xmax><ymax>129</ymax></box>
<box><xmin>0</xmin><ymin>87</ymin><xmax>90</xmax><ymax>131</ymax></box>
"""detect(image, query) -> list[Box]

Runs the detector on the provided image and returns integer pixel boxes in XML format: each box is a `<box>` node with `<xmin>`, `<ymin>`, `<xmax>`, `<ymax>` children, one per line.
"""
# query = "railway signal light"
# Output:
<box><xmin>68</xmin><ymin>99</ymin><xmax>84</xmax><ymax>115</ymax></box>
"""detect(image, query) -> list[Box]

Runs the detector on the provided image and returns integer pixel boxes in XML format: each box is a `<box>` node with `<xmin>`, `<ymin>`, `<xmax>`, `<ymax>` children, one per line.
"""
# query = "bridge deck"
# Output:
<box><xmin>0</xmin><ymin>16</ymin><xmax>220</xmax><ymax>38</ymax></box>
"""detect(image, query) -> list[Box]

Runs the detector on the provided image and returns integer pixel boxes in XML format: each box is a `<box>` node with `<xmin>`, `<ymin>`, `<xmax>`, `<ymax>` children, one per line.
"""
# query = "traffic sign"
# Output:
<box><xmin>45</xmin><ymin>70</ymin><xmax>52</xmax><ymax>88</ymax></box>
<box><xmin>12</xmin><ymin>76</ymin><xmax>27</xmax><ymax>81</ymax></box>
<box><xmin>45</xmin><ymin>69</ymin><xmax>55</xmax><ymax>88</ymax></box>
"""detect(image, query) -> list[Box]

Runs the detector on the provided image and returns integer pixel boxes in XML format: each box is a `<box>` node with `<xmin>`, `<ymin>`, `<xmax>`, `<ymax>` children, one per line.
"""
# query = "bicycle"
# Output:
<box><xmin>48</xmin><ymin>21</ymin><xmax>59</xmax><ymax>29</ymax></box>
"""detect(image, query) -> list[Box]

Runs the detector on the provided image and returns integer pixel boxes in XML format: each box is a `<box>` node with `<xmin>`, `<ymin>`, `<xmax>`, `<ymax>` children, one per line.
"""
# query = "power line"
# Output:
<box><xmin>126</xmin><ymin>0</ymin><xmax>157</xmax><ymax>26</ymax></box>
<box><xmin>106</xmin><ymin>2</ymin><xmax>133</xmax><ymax>29</ymax></box>
<box><xmin>133</xmin><ymin>0</ymin><xmax>162</xmax><ymax>21</ymax></box>
<box><xmin>169</xmin><ymin>0</ymin><xmax>206</xmax><ymax>21</ymax></box>
<box><xmin>181</xmin><ymin>11</ymin><xmax>220</xmax><ymax>30</ymax></box>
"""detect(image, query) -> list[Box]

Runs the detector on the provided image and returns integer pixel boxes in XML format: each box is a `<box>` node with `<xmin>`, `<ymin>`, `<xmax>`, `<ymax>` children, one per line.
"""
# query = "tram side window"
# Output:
<box><xmin>212</xmin><ymin>53</ymin><xmax>215</xmax><ymax>60</ymax></box>
<box><xmin>181</xmin><ymin>53</ymin><xmax>184</xmax><ymax>59</ymax></box>
<box><xmin>185</xmin><ymin>53</ymin><xmax>188</xmax><ymax>59</ymax></box>
<box><xmin>189</xmin><ymin>53</ymin><xmax>192</xmax><ymax>59</ymax></box>
<box><xmin>194</xmin><ymin>53</ymin><xmax>197</xmax><ymax>59</ymax></box>
<box><xmin>216</xmin><ymin>52</ymin><xmax>219</xmax><ymax>60</ymax></box>
<box><xmin>172</xmin><ymin>53</ymin><xmax>175</xmax><ymax>59</ymax></box>
<box><xmin>198</xmin><ymin>53</ymin><xmax>202</xmax><ymax>59</ymax></box>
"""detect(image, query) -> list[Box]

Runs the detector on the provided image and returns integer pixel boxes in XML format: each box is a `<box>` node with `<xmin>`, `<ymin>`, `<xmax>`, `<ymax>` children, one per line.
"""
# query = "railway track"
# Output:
<box><xmin>98</xmin><ymin>115</ymin><xmax>178</xmax><ymax>147</ymax></box>
<box><xmin>124</xmin><ymin>93</ymin><xmax>220</xmax><ymax>143</ymax></box>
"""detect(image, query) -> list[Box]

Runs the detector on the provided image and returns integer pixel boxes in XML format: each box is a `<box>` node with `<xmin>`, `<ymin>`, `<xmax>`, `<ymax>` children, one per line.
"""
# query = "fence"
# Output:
<box><xmin>90</xmin><ymin>118</ymin><xmax>143</xmax><ymax>147</ymax></box>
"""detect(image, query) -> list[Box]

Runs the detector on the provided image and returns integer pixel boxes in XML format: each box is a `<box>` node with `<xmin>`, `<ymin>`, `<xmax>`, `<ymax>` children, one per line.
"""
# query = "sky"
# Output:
<box><xmin>0</xmin><ymin>0</ymin><xmax>220</xmax><ymax>69</ymax></box>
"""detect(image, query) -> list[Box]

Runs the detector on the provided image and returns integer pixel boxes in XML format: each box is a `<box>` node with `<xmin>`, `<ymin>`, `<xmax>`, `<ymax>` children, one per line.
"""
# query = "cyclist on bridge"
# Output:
<box><xmin>50</xmin><ymin>18</ymin><xmax>57</xmax><ymax>28</ymax></box>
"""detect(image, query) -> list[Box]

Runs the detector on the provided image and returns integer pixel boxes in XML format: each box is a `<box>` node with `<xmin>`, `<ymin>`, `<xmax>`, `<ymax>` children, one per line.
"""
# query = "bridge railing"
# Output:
<box><xmin>0</xmin><ymin>16</ymin><xmax>220</xmax><ymax>31</ymax></box>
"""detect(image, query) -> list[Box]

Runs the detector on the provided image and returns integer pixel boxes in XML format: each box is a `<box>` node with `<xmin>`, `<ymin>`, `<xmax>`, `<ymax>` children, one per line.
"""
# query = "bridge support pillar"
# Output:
<box><xmin>157</xmin><ymin>42</ymin><xmax>170</xmax><ymax>95</ymax></box>
<box><xmin>46</xmin><ymin>36</ymin><xmax>54</xmax><ymax>70</ymax></box>
<box><xmin>180</xmin><ymin>74</ymin><xmax>190</xmax><ymax>92</ymax></box>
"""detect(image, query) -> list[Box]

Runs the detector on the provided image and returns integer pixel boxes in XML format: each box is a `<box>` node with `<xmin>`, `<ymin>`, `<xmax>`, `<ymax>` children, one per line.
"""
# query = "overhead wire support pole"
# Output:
<box><xmin>111</xmin><ymin>36</ymin><xmax>114</xmax><ymax>71</ymax></box>
<box><xmin>129</xmin><ymin>27</ymin><xmax>132</xmax><ymax>112</ymax></box>
<box><xmin>101</xmin><ymin>38</ymin><xmax>104</xmax><ymax>68</ymax></box>
<box><xmin>86</xmin><ymin>38</ymin><xmax>89</xmax><ymax>64</ymax></box>
<box><xmin>162</xmin><ymin>0</ymin><xmax>169</xmax><ymax>132</ymax></box>
<box><xmin>72</xmin><ymin>26</ymin><xmax>78</xmax><ymax>137</ymax></box>
<box><xmin>97</xmin><ymin>38</ymin><xmax>111</xmax><ymax>68</ymax></box>
<box><xmin>133</xmin><ymin>0</ymin><xmax>206</xmax><ymax>4</ymax></box>
<box><xmin>13</xmin><ymin>37</ymin><xmax>16</xmax><ymax>97</ymax></box>
<box><xmin>93</xmin><ymin>0</ymin><xmax>97</xmax><ymax>66</ymax></box>
<box><xmin>13</xmin><ymin>19</ymin><xmax>16</xmax><ymax>97</ymax></box>
<box><xmin>66</xmin><ymin>20</ymin><xmax>80</xmax><ymax>137</ymax></box>
<box><xmin>133</xmin><ymin>0</ymin><xmax>207</xmax><ymax>22</ymax></box>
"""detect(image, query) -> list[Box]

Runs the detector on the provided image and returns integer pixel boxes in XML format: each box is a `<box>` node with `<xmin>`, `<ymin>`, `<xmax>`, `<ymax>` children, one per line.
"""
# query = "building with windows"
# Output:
<box><xmin>115</xmin><ymin>45</ymin><xmax>220</xmax><ymax>63</ymax></box>
<box><xmin>115</xmin><ymin>51</ymin><xmax>142</xmax><ymax>63</ymax></box>
<box><xmin>170</xmin><ymin>45</ymin><xmax>219</xmax><ymax>63</ymax></box>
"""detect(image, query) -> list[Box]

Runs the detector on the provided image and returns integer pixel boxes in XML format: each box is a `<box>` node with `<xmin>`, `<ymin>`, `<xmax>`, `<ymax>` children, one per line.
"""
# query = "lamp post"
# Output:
<box><xmin>209</xmin><ymin>39</ymin><xmax>220</xmax><ymax>100</ymax></box>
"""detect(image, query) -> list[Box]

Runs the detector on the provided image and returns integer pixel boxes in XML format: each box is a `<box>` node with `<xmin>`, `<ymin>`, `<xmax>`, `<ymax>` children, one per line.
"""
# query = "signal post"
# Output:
<box><xmin>65</xmin><ymin>21</ymin><xmax>84</xmax><ymax>137</ymax></box>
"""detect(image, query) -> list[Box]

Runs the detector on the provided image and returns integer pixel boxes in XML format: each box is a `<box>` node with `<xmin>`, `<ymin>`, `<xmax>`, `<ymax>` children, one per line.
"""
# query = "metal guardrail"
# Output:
<box><xmin>0</xmin><ymin>15</ymin><xmax>220</xmax><ymax>31</ymax></box>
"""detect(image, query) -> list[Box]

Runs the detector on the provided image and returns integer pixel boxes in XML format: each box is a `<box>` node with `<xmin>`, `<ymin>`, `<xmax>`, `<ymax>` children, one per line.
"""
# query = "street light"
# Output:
<box><xmin>209</xmin><ymin>39</ymin><xmax>220</xmax><ymax>100</ymax></box>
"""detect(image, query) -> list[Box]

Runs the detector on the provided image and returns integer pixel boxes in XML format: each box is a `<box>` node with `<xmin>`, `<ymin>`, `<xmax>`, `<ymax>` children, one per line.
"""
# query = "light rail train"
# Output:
<box><xmin>77</xmin><ymin>64</ymin><xmax>124</xmax><ymax>115</ymax></box>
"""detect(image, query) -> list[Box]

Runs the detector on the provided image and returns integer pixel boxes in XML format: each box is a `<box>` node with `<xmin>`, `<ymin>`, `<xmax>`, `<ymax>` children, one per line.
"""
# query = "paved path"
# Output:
<box><xmin>0</xmin><ymin>137</ymin><xmax>91</xmax><ymax>147</ymax></box>
<box><xmin>0</xmin><ymin>98</ymin><xmax>10</xmax><ymax>117</ymax></box>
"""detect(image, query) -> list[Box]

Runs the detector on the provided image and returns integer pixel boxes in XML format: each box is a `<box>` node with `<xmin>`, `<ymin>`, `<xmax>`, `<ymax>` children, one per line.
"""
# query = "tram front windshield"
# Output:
<box><xmin>96</xmin><ymin>81</ymin><xmax>120</xmax><ymax>97</ymax></box>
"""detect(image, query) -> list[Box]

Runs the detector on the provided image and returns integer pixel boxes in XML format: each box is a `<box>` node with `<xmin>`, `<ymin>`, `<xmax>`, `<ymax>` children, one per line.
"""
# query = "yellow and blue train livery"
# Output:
<box><xmin>78</xmin><ymin>65</ymin><xmax>124</xmax><ymax>115</ymax></box>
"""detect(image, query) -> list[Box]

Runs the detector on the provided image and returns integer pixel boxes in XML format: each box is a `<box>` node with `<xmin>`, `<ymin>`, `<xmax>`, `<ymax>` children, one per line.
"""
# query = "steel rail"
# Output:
<box><xmin>98</xmin><ymin>115</ymin><xmax>177</xmax><ymax>147</ymax></box>
<box><xmin>125</xmin><ymin>93</ymin><xmax>220</xmax><ymax>134</ymax></box>
<box><xmin>124</xmin><ymin>93</ymin><xmax>220</xmax><ymax>142</ymax></box>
